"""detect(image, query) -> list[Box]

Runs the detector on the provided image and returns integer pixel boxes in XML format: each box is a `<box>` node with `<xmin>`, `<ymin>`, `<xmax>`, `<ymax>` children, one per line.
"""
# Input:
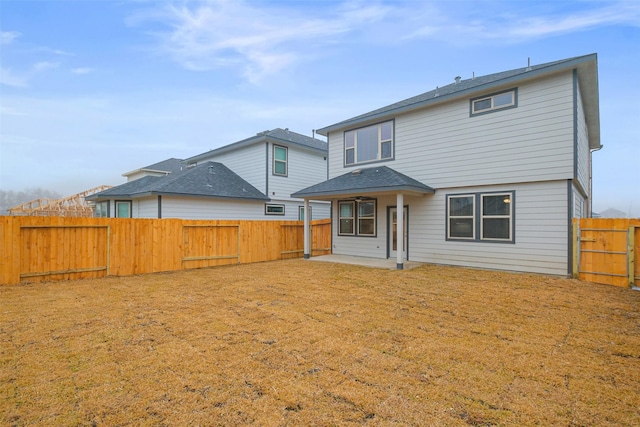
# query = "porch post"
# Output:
<box><xmin>303</xmin><ymin>199</ymin><xmax>311</xmax><ymax>259</ymax></box>
<box><xmin>396</xmin><ymin>192</ymin><xmax>404</xmax><ymax>270</ymax></box>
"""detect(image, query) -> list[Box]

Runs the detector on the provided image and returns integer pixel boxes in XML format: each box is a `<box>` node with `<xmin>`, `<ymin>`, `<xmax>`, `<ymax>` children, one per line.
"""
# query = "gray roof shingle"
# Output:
<box><xmin>89</xmin><ymin>162</ymin><xmax>268</xmax><ymax>201</ymax></box>
<box><xmin>292</xmin><ymin>166</ymin><xmax>434</xmax><ymax>199</ymax></box>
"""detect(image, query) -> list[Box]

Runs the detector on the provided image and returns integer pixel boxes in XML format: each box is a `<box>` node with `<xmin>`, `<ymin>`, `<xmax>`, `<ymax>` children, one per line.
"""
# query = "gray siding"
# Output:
<box><xmin>196</xmin><ymin>144</ymin><xmax>266</xmax><ymax>192</ymax></box>
<box><xmin>328</xmin><ymin>72</ymin><xmax>576</xmax><ymax>189</ymax></box>
<box><xmin>330</xmin><ymin>180</ymin><xmax>570</xmax><ymax>275</ymax></box>
<box><xmin>161</xmin><ymin>196</ymin><xmax>265</xmax><ymax>220</ymax></box>
<box><xmin>268</xmin><ymin>143</ymin><xmax>328</xmax><ymax>200</ymax></box>
<box><xmin>576</xmin><ymin>82</ymin><xmax>590</xmax><ymax>193</ymax></box>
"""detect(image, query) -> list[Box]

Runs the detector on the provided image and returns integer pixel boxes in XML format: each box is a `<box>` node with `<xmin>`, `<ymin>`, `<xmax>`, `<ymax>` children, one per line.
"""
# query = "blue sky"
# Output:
<box><xmin>1</xmin><ymin>0</ymin><xmax>639</xmax><ymax>215</ymax></box>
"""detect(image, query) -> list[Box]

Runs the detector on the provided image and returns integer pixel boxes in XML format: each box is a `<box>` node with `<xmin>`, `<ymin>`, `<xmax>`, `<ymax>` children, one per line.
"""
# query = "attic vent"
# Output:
<box><xmin>454</xmin><ymin>76</ymin><xmax>461</xmax><ymax>84</ymax></box>
<box><xmin>351</xmin><ymin>169</ymin><xmax>362</xmax><ymax>175</ymax></box>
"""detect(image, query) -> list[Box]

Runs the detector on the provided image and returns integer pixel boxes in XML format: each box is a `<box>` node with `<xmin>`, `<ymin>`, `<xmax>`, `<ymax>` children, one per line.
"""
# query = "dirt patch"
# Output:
<box><xmin>1</xmin><ymin>259</ymin><xmax>639</xmax><ymax>426</ymax></box>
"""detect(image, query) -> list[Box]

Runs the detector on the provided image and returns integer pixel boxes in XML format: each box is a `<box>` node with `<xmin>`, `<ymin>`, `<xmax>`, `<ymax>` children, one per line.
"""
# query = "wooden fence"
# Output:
<box><xmin>573</xmin><ymin>218</ymin><xmax>639</xmax><ymax>288</ymax></box>
<box><xmin>0</xmin><ymin>216</ymin><xmax>332</xmax><ymax>285</ymax></box>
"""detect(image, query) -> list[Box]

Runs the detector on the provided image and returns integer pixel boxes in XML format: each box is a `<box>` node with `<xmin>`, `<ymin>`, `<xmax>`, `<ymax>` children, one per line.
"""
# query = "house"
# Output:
<box><xmin>293</xmin><ymin>54</ymin><xmax>601</xmax><ymax>276</ymax></box>
<box><xmin>182</xmin><ymin>128</ymin><xmax>330</xmax><ymax>220</ymax></box>
<box><xmin>89</xmin><ymin>128</ymin><xmax>330</xmax><ymax>220</ymax></box>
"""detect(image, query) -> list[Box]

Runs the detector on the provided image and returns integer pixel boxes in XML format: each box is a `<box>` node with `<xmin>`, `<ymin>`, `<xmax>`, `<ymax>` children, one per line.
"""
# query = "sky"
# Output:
<box><xmin>0</xmin><ymin>0</ymin><xmax>639</xmax><ymax>216</ymax></box>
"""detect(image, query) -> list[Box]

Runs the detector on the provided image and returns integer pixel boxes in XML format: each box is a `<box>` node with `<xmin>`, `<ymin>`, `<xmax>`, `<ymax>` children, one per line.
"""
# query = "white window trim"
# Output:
<box><xmin>298</xmin><ymin>206</ymin><xmax>312</xmax><ymax>221</ymax></box>
<box><xmin>265</xmin><ymin>203</ymin><xmax>285</xmax><ymax>215</ymax></box>
<box><xmin>470</xmin><ymin>88</ymin><xmax>517</xmax><ymax>115</ymax></box>
<box><xmin>338</xmin><ymin>201</ymin><xmax>355</xmax><ymax>236</ymax></box>
<box><xmin>344</xmin><ymin>121</ymin><xmax>394</xmax><ymax>166</ymax></box>
<box><xmin>338</xmin><ymin>199</ymin><xmax>377</xmax><ymax>237</ymax></box>
<box><xmin>273</xmin><ymin>145</ymin><xmax>288</xmax><ymax>177</ymax></box>
<box><xmin>447</xmin><ymin>192</ymin><xmax>515</xmax><ymax>243</ymax></box>
<box><xmin>480</xmin><ymin>193</ymin><xmax>513</xmax><ymax>242</ymax></box>
<box><xmin>115</xmin><ymin>200</ymin><xmax>132</xmax><ymax>218</ymax></box>
<box><xmin>447</xmin><ymin>194</ymin><xmax>476</xmax><ymax>240</ymax></box>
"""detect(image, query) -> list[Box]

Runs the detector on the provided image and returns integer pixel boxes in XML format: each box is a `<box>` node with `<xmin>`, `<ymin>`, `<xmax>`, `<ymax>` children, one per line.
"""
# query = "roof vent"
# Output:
<box><xmin>434</xmin><ymin>86</ymin><xmax>439</xmax><ymax>97</ymax></box>
<box><xmin>454</xmin><ymin>76</ymin><xmax>461</xmax><ymax>84</ymax></box>
<box><xmin>351</xmin><ymin>169</ymin><xmax>362</xmax><ymax>175</ymax></box>
<box><xmin>526</xmin><ymin>57</ymin><xmax>532</xmax><ymax>71</ymax></box>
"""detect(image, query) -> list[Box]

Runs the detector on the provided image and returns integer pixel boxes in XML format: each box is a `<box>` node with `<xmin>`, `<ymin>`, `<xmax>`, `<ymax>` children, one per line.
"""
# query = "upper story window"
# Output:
<box><xmin>470</xmin><ymin>89</ymin><xmax>517</xmax><ymax>116</ymax></box>
<box><xmin>344</xmin><ymin>121</ymin><xmax>393</xmax><ymax>166</ymax></box>
<box><xmin>273</xmin><ymin>145</ymin><xmax>288</xmax><ymax>176</ymax></box>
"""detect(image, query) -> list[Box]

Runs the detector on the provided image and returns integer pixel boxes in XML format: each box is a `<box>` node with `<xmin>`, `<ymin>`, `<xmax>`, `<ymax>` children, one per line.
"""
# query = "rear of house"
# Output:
<box><xmin>294</xmin><ymin>54</ymin><xmax>601</xmax><ymax>275</ymax></box>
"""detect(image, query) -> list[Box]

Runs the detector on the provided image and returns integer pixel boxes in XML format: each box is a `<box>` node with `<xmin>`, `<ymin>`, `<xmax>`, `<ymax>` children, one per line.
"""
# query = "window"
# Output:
<box><xmin>338</xmin><ymin>199</ymin><xmax>377</xmax><ymax>236</ymax></box>
<box><xmin>265</xmin><ymin>204</ymin><xmax>285</xmax><ymax>215</ymax></box>
<box><xmin>273</xmin><ymin>145</ymin><xmax>287</xmax><ymax>176</ymax></box>
<box><xmin>344</xmin><ymin>121</ymin><xmax>393</xmax><ymax>166</ymax></box>
<box><xmin>471</xmin><ymin>89</ymin><xmax>517</xmax><ymax>115</ymax></box>
<box><xmin>481</xmin><ymin>194</ymin><xmax>512</xmax><ymax>240</ymax></box>
<box><xmin>298</xmin><ymin>206</ymin><xmax>312</xmax><ymax>221</ymax></box>
<box><xmin>115</xmin><ymin>201</ymin><xmax>132</xmax><ymax>218</ymax></box>
<box><xmin>94</xmin><ymin>201</ymin><xmax>109</xmax><ymax>218</ymax></box>
<box><xmin>448</xmin><ymin>195</ymin><xmax>475</xmax><ymax>239</ymax></box>
<box><xmin>447</xmin><ymin>192</ymin><xmax>514</xmax><ymax>242</ymax></box>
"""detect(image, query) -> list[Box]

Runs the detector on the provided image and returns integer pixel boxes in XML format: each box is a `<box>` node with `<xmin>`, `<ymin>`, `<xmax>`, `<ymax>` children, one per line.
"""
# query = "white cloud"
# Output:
<box><xmin>33</xmin><ymin>61</ymin><xmax>60</xmax><ymax>72</ymax></box>
<box><xmin>0</xmin><ymin>67</ymin><xmax>28</xmax><ymax>87</ymax></box>
<box><xmin>403</xmin><ymin>1</ymin><xmax>640</xmax><ymax>44</ymax></box>
<box><xmin>1</xmin><ymin>31</ymin><xmax>21</xmax><ymax>45</ymax></box>
<box><xmin>131</xmin><ymin>0</ymin><xmax>393</xmax><ymax>83</ymax></box>
<box><xmin>71</xmin><ymin>67</ymin><xmax>94</xmax><ymax>75</ymax></box>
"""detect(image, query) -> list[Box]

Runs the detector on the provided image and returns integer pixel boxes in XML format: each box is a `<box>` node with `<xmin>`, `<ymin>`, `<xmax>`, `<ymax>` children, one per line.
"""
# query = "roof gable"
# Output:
<box><xmin>292</xmin><ymin>166</ymin><xmax>434</xmax><ymax>199</ymax></box>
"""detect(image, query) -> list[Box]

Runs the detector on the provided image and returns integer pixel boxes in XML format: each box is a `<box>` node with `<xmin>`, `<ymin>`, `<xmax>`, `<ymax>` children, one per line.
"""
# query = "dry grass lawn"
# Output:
<box><xmin>1</xmin><ymin>259</ymin><xmax>639</xmax><ymax>426</ymax></box>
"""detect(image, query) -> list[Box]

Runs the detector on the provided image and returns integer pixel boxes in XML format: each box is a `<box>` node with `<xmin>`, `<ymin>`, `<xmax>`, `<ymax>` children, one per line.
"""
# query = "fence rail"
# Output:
<box><xmin>573</xmin><ymin>218</ymin><xmax>639</xmax><ymax>288</ymax></box>
<box><xmin>0</xmin><ymin>216</ymin><xmax>331</xmax><ymax>285</ymax></box>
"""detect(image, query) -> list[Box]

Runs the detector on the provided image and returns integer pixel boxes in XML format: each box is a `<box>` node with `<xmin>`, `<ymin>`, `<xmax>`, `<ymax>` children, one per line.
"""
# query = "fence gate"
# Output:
<box><xmin>573</xmin><ymin>218</ymin><xmax>638</xmax><ymax>288</ymax></box>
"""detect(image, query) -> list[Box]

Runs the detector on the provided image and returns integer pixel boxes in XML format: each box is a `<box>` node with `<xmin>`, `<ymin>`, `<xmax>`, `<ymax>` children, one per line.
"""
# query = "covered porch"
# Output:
<box><xmin>292</xmin><ymin>166</ymin><xmax>435</xmax><ymax>270</ymax></box>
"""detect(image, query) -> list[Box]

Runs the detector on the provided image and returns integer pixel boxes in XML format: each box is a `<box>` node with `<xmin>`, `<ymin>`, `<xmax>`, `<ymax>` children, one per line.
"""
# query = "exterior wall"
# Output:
<box><xmin>327</xmin><ymin>72</ymin><xmax>576</xmax><ymax>189</ymax></box>
<box><xmin>575</xmin><ymin>80</ymin><xmax>590</xmax><ymax>195</ymax></box>
<box><xmin>267</xmin><ymin>198</ymin><xmax>331</xmax><ymax>221</ymax></box>
<box><xmin>268</xmin><ymin>143</ymin><xmax>328</xmax><ymax>201</ymax></box>
<box><xmin>196</xmin><ymin>144</ymin><xmax>267</xmax><ymax>192</ymax></box>
<box><xmin>331</xmin><ymin>180</ymin><xmax>571</xmax><ymax>276</ymax></box>
<box><xmin>137</xmin><ymin>197</ymin><xmax>159</xmax><ymax>218</ymax></box>
<box><xmin>573</xmin><ymin>184</ymin><xmax>587</xmax><ymax>218</ymax></box>
<box><xmin>160</xmin><ymin>196</ymin><xmax>266</xmax><ymax>220</ymax></box>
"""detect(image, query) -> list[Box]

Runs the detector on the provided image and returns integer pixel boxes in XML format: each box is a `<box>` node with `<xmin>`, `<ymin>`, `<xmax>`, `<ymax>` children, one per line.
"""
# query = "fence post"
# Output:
<box><xmin>629</xmin><ymin>225</ymin><xmax>635</xmax><ymax>288</ymax></box>
<box><xmin>572</xmin><ymin>220</ymin><xmax>580</xmax><ymax>279</ymax></box>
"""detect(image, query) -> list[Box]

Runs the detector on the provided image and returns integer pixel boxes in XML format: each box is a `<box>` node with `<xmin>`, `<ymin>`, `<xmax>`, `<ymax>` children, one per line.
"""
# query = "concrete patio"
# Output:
<box><xmin>308</xmin><ymin>254</ymin><xmax>423</xmax><ymax>270</ymax></box>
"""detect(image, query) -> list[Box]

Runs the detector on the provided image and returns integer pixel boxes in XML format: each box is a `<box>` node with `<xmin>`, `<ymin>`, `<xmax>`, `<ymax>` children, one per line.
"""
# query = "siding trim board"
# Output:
<box><xmin>573</xmin><ymin>69</ymin><xmax>579</xmax><ymax>181</ymax></box>
<box><xmin>567</xmin><ymin>180</ymin><xmax>574</xmax><ymax>275</ymax></box>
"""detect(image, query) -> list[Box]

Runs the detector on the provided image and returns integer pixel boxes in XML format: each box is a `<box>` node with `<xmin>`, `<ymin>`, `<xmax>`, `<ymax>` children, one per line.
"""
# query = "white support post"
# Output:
<box><xmin>303</xmin><ymin>199</ymin><xmax>311</xmax><ymax>259</ymax></box>
<box><xmin>396</xmin><ymin>192</ymin><xmax>404</xmax><ymax>270</ymax></box>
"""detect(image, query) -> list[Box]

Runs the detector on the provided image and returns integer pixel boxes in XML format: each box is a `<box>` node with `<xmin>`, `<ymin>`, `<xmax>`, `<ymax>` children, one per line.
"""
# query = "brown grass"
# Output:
<box><xmin>1</xmin><ymin>259</ymin><xmax>639</xmax><ymax>426</ymax></box>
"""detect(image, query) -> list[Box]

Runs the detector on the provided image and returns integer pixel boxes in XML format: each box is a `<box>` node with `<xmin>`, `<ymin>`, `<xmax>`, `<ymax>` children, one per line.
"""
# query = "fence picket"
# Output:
<box><xmin>0</xmin><ymin>216</ymin><xmax>332</xmax><ymax>285</ymax></box>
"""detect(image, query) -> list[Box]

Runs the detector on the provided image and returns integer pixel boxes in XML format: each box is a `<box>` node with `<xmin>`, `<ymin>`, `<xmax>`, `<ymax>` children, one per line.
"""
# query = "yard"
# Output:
<box><xmin>1</xmin><ymin>259</ymin><xmax>639</xmax><ymax>426</ymax></box>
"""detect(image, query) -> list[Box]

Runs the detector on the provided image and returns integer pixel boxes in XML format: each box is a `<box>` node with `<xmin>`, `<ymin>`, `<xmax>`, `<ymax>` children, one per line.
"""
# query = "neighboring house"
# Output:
<box><xmin>89</xmin><ymin>128</ymin><xmax>330</xmax><ymax>220</ymax></box>
<box><xmin>184</xmin><ymin>128</ymin><xmax>330</xmax><ymax>220</ymax></box>
<box><xmin>122</xmin><ymin>158</ymin><xmax>185</xmax><ymax>182</ymax></box>
<box><xmin>293</xmin><ymin>54</ymin><xmax>601</xmax><ymax>276</ymax></box>
<box><xmin>88</xmin><ymin>162</ymin><xmax>269</xmax><ymax>219</ymax></box>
